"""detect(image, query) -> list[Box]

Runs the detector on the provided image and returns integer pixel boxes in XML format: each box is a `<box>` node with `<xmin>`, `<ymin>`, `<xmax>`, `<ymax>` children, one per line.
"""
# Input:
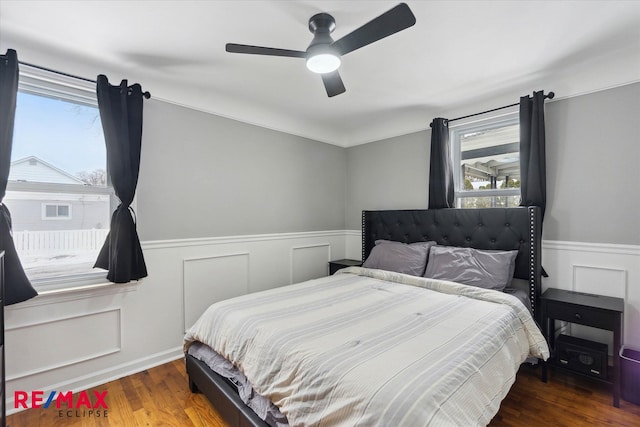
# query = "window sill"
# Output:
<box><xmin>6</xmin><ymin>279</ymin><xmax>140</xmax><ymax>310</ymax></box>
<box><xmin>37</xmin><ymin>280</ymin><xmax>138</xmax><ymax>296</ymax></box>
<box><xmin>30</xmin><ymin>269</ymin><xmax>112</xmax><ymax>292</ymax></box>
<box><xmin>456</xmin><ymin>189</ymin><xmax>520</xmax><ymax>198</ymax></box>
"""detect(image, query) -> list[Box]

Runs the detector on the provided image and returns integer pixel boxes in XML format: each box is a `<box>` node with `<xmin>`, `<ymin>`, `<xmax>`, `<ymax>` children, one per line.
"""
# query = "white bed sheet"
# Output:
<box><xmin>185</xmin><ymin>267</ymin><xmax>549</xmax><ymax>427</ymax></box>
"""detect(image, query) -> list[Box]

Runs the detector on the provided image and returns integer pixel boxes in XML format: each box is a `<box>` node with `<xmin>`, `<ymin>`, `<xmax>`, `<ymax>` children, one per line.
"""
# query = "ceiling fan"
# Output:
<box><xmin>225</xmin><ymin>3</ymin><xmax>416</xmax><ymax>97</ymax></box>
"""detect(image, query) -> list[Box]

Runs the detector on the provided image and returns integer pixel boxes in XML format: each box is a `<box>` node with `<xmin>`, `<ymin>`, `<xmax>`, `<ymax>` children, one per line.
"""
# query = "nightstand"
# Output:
<box><xmin>328</xmin><ymin>259</ymin><xmax>362</xmax><ymax>275</ymax></box>
<box><xmin>541</xmin><ymin>288</ymin><xmax>624</xmax><ymax>407</ymax></box>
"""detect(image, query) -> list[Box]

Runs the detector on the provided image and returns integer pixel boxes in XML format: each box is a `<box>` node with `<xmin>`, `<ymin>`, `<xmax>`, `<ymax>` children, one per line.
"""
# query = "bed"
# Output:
<box><xmin>184</xmin><ymin>207</ymin><xmax>549</xmax><ymax>427</ymax></box>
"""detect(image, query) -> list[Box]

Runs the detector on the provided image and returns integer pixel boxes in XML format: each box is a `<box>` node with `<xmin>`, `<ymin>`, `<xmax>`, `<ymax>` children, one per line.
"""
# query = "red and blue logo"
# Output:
<box><xmin>15</xmin><ymin>390</ymin><xmax>108</xmax><ymax>418</ymax></box>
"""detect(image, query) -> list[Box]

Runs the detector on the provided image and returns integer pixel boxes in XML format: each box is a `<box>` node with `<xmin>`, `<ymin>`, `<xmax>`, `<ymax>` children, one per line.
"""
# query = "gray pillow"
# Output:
<box><xmin>362</xmin><ymin>240</ymin><xmax>437</xmax><ymax>276</ymax></box>
<box><xmin>423</xmin><ymin>246</ymin><xmax>518</xmax><ymax>291</ymax></box>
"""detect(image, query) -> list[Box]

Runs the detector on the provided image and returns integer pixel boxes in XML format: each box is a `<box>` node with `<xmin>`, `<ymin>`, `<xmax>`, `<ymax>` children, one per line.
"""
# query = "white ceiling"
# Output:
<box><xmin>1</xmin><ymin>1</ymin><xmax>639</xmax><ymax>147</ymax></box>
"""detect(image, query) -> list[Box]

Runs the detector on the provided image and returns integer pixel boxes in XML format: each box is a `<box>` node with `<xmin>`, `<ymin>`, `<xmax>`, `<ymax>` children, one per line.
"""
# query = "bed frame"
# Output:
<box><xmin>186</xmin><ymin>206</ymin><xmax>543</xmax><ymax>427</ymax></box>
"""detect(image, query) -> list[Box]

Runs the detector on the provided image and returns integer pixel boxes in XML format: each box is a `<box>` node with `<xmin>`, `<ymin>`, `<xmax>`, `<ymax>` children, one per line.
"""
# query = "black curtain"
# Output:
<box><xmin>94</xmin><ymin>75</ymin><xmax>147</xmax><ymax>283</ymax></box>
<box><xmin>519</xmin><ymin>91</ymin><xmax>547</xmax><ymax>221</ymax></box>
<box><xmin>0</xmin><ymin>49</ymin><xmax>38</xmax><ymax>305</ymax></box>
<box><xmin>428</xmin><ymin>117</ymin><xmax>454</xmax><ymax>209</ymax></box>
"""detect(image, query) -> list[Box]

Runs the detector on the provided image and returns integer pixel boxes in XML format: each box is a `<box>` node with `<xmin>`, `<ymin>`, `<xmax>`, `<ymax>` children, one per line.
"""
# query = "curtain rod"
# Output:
<box><xmin>18</xmin><ymin>60</ymin><xmax>151</xmax><ymax>99</ymax></box>
<box><xmin>430</xmin><ymin>91</ymin><xmax>555</xmax><ymax>127</ymax></box>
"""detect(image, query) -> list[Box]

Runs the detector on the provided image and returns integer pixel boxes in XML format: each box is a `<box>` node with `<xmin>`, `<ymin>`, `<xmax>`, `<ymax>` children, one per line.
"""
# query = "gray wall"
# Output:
<box><xmin>345</xmin><ymin>130</ymin><xmax>429</xmax><ymax>230</ymax></box>
<box><xmin>135</xmin><ymin>82</ymin><xmax>638</xmax><ymax>245</ymax></box>
<box><xmin>346</xmin><ymin>82</ymin><xmax>640</xmax><ymax>245</ymax></box>
<box><xmin>544</xmin><ymin>83</ymin><xmax>640</xmax><ymax>245</ymax></box>
<box><xmin>136</xmin><ymin>100</ymin><xmax>347</xmax><ymax>241</ymax></box>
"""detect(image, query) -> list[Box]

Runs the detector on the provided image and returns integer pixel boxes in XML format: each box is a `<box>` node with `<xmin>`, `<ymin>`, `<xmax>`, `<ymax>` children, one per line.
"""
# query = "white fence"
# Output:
<box><xmin>13</xmin><ymin>229</ymin><xmax>110</xmax><ymax>255</ymax></box>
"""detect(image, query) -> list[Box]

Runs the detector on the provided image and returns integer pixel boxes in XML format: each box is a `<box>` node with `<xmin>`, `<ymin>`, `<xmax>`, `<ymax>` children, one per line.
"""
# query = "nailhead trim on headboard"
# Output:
<box><xmin>529</xmin><ymin>207</ymin><xmax>536</xmax><ymax>316</ymax></box>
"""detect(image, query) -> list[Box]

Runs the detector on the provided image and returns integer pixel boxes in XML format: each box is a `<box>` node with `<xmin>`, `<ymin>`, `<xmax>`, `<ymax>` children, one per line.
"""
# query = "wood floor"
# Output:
<box><xmin>7</xmin><ymin>359</ymin><xmax>640</xmax><ymax>426</ymax></box>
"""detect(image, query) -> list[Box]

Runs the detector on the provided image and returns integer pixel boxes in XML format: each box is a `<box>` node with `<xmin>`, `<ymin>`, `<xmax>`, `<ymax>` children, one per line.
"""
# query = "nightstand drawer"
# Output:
<box><xmin>546</xmin><ymin>301</ymin><xmax>617</xmax><ymax>329</ymax></box>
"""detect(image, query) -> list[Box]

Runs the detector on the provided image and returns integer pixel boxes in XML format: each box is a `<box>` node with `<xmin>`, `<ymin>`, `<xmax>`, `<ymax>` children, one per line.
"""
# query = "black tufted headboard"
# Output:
<box><xmin>362</xmin><ymin>207</ymin><xmax>542</xmax><ymax>320</ymax></box>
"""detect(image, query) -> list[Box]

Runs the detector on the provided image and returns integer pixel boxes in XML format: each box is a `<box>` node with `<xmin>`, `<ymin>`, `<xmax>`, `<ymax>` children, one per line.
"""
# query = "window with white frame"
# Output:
<box><xmin>451</xmin><ymin>113</ymin><xmax>521</xmax><ymax>208</ymax></box>
<box><xmin>42</xmin><ymin>203</ymin><xmax>72</xmax><ymax>219</ymax></box>
<box><xmin>4</xmin><ymin>66</ymin><xmax>113</xmax><ymax>289</ymax></box>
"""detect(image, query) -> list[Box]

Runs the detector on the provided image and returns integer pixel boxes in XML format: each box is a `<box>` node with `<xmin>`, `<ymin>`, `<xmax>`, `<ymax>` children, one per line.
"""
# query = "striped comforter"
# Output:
<box><xmin>184</xmin><ymin>267</ymin><xmax>549</xmax><ymax>427</ymax></box>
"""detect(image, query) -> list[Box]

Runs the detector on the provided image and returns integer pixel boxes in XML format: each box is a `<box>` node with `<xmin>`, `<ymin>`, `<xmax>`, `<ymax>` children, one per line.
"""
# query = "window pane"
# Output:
<box><xmin>45</xmin><ymin>204</ymin><xmax>57</xmax><ymax>217</ymax></box>
<box><xmin>5</xmin><ymin>88</ymin><xmax>111</xmax><ymax>282</ymax></box>
<box><xmin>57</xmin><ymin>204</ymin><xmax>70</xmax><ymax>217</ymax></box>
<box><xmin>460</xmin><ymin>123</ymin><xmax>520</xmax><ymax>191</ymax></box>
<box><xmin>458</xmin><ymin>195</ymin><xmax>522</xmax><ymax>208</ymax></box>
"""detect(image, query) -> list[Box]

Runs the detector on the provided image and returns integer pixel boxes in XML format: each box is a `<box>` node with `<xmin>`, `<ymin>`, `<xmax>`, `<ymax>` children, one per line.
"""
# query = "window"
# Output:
<box><xmin>4</xmin><ymin>66</ymin><xmax>113</xmax><ymax>289</ymax></box>
<box><xmin>42</xmin><ymin>203</ymin><xmax>72</xmax><ymax>219</ymax></box>
<box><xmin>451</xmin><ymin>113</ymin><xmax>521</xmax><ymax>208</ymax></box>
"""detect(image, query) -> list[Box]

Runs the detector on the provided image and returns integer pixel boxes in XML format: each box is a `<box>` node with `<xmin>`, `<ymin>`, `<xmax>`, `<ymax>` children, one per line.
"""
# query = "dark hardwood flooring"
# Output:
<box><xmin>6</xmin><ymin>359</ymin><xmax>640</xmax><ymax>426</ymax></box>
<box><xmin>490</xmin><ymin>364</ymin><xmax>640</xmax><ymax>426</ymax></box>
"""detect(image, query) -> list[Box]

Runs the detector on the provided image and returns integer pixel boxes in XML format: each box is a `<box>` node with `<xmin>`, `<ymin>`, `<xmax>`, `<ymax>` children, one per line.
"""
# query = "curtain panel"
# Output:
<box><xmin>0</xmin><ymin>49</ymin><xmax>38</xmax><ymax>305</ymax></box>
<box><xmin>94</xmin><ymin>75</ymin><xmax>147</xmax><ymax>283</ymax></box>
<box><xmin>519</xmin><ymin>91</ymin><xmax>547</xmax><ymax>222</ymax></box>
<box><xmin>428</xmin><ymin>117</ymin><xmax>454</xmax><ymax>209</ymax></box>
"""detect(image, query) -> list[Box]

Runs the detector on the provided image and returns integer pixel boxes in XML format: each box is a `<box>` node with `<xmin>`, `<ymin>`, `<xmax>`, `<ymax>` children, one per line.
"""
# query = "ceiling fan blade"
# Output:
<box><xmin>321</xmin><ymin>71</ymin><xmax>346</xmax><ymax>97</ymax></box>
<box><xmin>225</xmin><ymin>43</ymin><xmax>306</xmax><ymax>58</ymax></box>
<box><xmin>331</xmin><ymin>3</ymin><xmax>416</xmax><ymax>56</ymax></box>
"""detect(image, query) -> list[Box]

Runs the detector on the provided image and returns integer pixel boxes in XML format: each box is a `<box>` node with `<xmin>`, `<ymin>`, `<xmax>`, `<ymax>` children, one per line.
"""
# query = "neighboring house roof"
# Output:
<box><xmin>9</xmin><ymin>156</ymin><xmax>86</xmax><ymax>185</ymax></box>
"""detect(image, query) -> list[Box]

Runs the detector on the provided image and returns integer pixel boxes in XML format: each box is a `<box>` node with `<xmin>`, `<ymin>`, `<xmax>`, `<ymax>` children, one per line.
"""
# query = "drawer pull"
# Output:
<box><xmin>574</xmin><ymin>313</ymin><xmax>582</xmax><ymax>320</ymax></box>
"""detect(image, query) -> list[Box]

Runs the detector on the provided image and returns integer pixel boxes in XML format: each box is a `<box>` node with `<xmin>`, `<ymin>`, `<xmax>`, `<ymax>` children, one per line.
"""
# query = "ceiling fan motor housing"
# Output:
<box><xmin>308</xmin><ymin>13</ymin><xmax>336</xmax><ymax>35</ymax></box>
<box><xmin>307</xmin><ymin>13</ymin><xmax>337</xmax><ymax>53</ymax></box>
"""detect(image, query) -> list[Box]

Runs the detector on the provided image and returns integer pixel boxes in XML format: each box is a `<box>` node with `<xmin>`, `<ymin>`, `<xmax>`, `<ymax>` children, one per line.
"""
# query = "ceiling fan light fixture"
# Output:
<box><xmin>306</xmin><ymin>53</ymin><xmax>341</xmax><ymax>74</ymax></box>
<box><xmin>225</xmin><ymin>3</ymin><xmax>416</xmax><ymax>96</ymax></box>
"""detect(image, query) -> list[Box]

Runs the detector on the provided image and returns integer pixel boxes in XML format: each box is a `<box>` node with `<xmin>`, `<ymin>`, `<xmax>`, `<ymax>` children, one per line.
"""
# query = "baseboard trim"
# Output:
<box><xmin>6</xmin><ymin>346</ymin><xmax>184</xmax><ymax>415</ymax></box>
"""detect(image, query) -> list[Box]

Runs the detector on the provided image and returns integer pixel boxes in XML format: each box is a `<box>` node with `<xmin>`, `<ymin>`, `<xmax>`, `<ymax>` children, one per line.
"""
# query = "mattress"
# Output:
<box><xmin>185</xmin><ymin>267</ymin><xmax>549</xmax><ymax>426</ymax></box>
<box><xmin>188</xmin><ymin>341</ymin><xmax>288</xmax><ymax>426</ymax></box>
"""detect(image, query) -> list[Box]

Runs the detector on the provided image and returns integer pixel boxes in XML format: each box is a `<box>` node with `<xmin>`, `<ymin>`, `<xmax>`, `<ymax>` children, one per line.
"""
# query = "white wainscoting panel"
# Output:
<box><xmin>5</xmin><ymin>308</ymin><xmax>121</xmax><ymax>381</ymax></box>
<box><xmin>573</xmin><ymin>265</ymin><xmax>626</xmax><ymax>299</ymax></box>
<box><xmin>291</xmin><ymin>243</ymin><xmax>331</xmax><ymax>284</ymax></box>
<box><xmin>542</xmin><ymin>240</ymin><xmax>640</xmax><ymax>350</ymax></box>
<box><xmin>183</xmin><ymin>252</ymin><xmax>250</xmax><ymax>331</ymax></box>
<box><xmin>345</xmin><ymin>230</ymin><xmax>363</xmax><ymax>261</ymax></box>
